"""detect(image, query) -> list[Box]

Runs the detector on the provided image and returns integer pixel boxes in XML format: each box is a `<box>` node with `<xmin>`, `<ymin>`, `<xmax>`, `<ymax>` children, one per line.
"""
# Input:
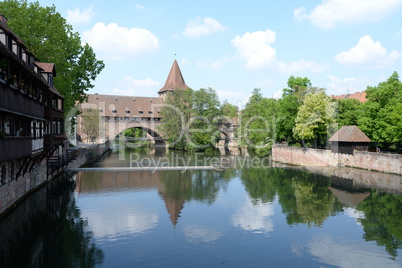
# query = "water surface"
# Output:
<box><xmin>1</xmin><ymin>148</ymin><xmax>402</xmax><ymax>267</ymax></box>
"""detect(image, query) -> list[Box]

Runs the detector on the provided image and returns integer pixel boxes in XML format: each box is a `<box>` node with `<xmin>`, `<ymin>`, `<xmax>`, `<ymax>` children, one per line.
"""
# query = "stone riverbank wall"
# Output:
<box><xmin>0</xmin><ymin>142</ymin><xmax>109</xmax><ymax>216</ymax></box>
<box><xmin>272</xmin><ymin>144</ymin><xmax>402</xmax><ymax>175</ymax></box>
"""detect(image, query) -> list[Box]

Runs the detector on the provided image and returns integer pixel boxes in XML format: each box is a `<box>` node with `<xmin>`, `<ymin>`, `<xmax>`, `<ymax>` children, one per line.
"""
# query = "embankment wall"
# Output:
<box><xmin>272</xmin><ymin>144</ymin><xmax>402</xmax><ymax>175</ymax></box>
<box><xmin>0</xmin><ymin>142</ymin><xmax>109</xmax><ymax>216</ymax></box>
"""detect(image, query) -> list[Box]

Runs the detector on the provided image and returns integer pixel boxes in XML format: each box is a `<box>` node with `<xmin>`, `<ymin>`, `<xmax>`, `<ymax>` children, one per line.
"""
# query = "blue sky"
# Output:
<box><xmin>32</xmin><ymin>0</ymin><xmax>402</xmax><ymax>106</ymax></box>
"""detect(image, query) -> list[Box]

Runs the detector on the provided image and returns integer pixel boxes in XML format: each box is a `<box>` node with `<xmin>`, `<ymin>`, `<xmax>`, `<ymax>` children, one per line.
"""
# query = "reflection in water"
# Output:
<box><xmin>2</xmin><ymin>148</ymin><xmax>402</xmax><ymax>266</ymax></box>
<box><xmin>306</xmin><ymin>235</ymin><xmax>401</xmax><ymax>268</ymax></box>
<box><xmin>241</xmin><ymin>168</ymin><xmax>343</xmax><ymax>227</ymax></box>
<box><xmin>183</xmin><ymin>225</ymin><xmax>223</xmax><ymax>243</ymax></box>
<box><xmin>0</xmin><ymin>174</ymin><xmax>104</xmax><ymax>268</ymax></box>
<box><xmin>357</xmin><ymin>190</ymin><xmax>402</xmax><ymax>258</ymax></box>
<box><xmin>231</xmin><ymin>194</ymin><xmax>275</xmax><ymax>234</ymax></box>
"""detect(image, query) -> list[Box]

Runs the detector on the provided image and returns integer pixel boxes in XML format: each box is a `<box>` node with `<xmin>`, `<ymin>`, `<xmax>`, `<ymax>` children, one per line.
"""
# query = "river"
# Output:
<box><xmin>1</xmin><ymin>147</ymin><xmax>402</xmax><ymax>267</ymax></box>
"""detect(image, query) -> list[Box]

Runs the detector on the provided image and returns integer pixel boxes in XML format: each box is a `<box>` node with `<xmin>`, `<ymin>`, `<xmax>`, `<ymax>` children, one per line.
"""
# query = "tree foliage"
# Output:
<box><xmin>221</xmin><ymin>100</ymin><xmax>238</xmax><ymax>117</ymax></box>
<box><xmin>190</xmin><ymin>87</ymin><xmax>221</xmax><ymax>151</ymax></box>
<box><xmin>159</xmin><ymin>89</ymin><xmax>194</xmax><ymax>150</ymax></box>
<box><xmin>336</xmin><ymin>98</ymin><xmax>362</xmax><ymax>127</ymax></box>
<box><xmin>240</xmin><ymin>89</ymin><xmax>278</xmax><ymax>154</ymax></box>
<box><xmin>358</xmin><ymin>72</ymin><xmax>402</xmax><ymax>145</ymax></box>
<box><xmin>293</xmin><ymin>91</ymin><xmax>336</xmax><ymax>148</ymax></box>
<box><xmin>80</xmin><ymin>109</ymin><xmax>101</xmax><ymax>143</ymax></box>
<box><xmin>0</xmin><ymin>0</ymin><xmax>105</xmax><ymax>115</ymax></box>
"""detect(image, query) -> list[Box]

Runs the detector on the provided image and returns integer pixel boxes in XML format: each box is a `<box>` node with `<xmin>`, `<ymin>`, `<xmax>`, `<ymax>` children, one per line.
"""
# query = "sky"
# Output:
<box><xmin>31</xmin><ymin>0</ymin><xmax>402</xmax><ymax>106</ymax></box>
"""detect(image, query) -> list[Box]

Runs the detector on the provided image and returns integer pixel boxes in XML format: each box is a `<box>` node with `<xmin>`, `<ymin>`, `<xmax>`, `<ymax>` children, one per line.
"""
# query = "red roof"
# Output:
<box><xmin>332</xmin><ymin>91</ymin><xmax>367</xmax><ymax>103</ymax></box>
<box><xmin>158</xmin><ymin>60</ymin><xmax>190</xmax><ymax>93</ymax></box>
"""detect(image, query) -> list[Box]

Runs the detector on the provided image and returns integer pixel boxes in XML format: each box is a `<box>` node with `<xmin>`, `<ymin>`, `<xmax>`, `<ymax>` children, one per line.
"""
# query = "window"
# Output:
<box><xmin>148</xmin><ymin>111</ymin><xmax>153</xmax><ymax>114</ymax></box>
<box><xmin>139</xmin><ymin>110</ymin><xmax>143</xmax><ymax>114</ymax></box>
<box><xmin>0</xmin><ymin>165</ymin><xmax>6</xmax><ymax>186</ymax></box>
<box><xmin>126</xmin><ymin>110</ymin><xmax>130</xmax><ymax>113</ymax></box>
<box><xmin>10</xmin><ymin>162</ymin><xmax>15</xmax><ymax>181</ymax></box>
<box><xmin>112</xmin><ymin>110</ymin><xmax>117</xmax><ymax>113</ymax></box>
<box><xmin>7</xmin><ymin>35</ymin><xmax>12</xmax><ymax>50</ymax></box>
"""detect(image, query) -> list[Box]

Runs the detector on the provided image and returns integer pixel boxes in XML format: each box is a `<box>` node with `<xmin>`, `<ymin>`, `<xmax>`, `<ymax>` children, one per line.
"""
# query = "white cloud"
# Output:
<box><xmin>180</xmin><ymin>58</ymin><xmax>189</xmax><ymax>66</ymax></box>
<box><xmin>335</xmin><ymin>35</ymin><xmax>402</xmax><ymax>68</ymax></box>
<box><xmin>82</xmin><ymin>22</ymin><xmax>160</xmax><ymax>60</ymax></box>
<box><xmin>216</xmin><ymin>89</ymin><xmax>244</xmax><ymax>103</ymax></box>
<box><xmin>273</xmin><ymin>90</ymin><xmax>283</xmax><ymax>99</ymax></box>
<box><xmin>183</xmin><ymin>225</ymin><xmax>222</xmax><ymax>243</ymax></box>
<box><xmin>277</xmin><ymin>60</ymin><xmax>329</xmax><ymax>73</ymax></box>
<box><xmin>343</xmin><ymin>207</ymin><xmax>365</xmax><ymax>226</ymax></box>
<box><xmin>232</xmin><ymin>29</ymin><xmax>277</xmax><ymax>69</ymax></box>
<box><xmin>197</xmin><ymin>56</ymin><xmax>232</xmax><ymax>70</ymax></box>
<box><xmin>231</xmin><ymin>194</ymin><xmax>275</xmax><ymax>234</ymax></box>
<box><xmin>294</xmin><ymin>0</ymin><xmax>402</xmax><ymax>28</ymax></box>
<box><xmin>112</xmin><ymin>77</ymin><xmax>159</xmax><ymax>96</ymax></box>
<box><xmin>135</xmin><ymin>4</ymin><xmax>145</xmax><ymax>10</ymax></box>
<box><xmin>66</xmin><ymin>6</ymin><xmax>95</xmax><ymax>24</ymax></box>
<box><xmin>308</xmin><ymin>235</ymin><xmax>401</xmax><ymax>267</ymax></box>
<box><xmin>326</xmin><ymin>75</ymin><xmax>371</xmax><ymax>95</ymax></box>
<box><xmin>83</xmin><ymin>204</ymin><xmax>159</xmax><ymax>239</ymax></box>
<box><xmin>183</xmin><ymin>17</ymin><xmax>225</xmax><ymax>38</ymax></box>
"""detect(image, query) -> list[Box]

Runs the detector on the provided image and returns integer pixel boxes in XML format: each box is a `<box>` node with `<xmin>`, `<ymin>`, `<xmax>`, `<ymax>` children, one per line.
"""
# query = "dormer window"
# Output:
<box><xmin>139</xmin><ymin>110</ymin><xmax>143</xmax><ymax>114</ymax></box>
<box><xmin>7</xmin><ymin>35</ymin><xmax>12</xmax><ymax>50</ymax></box>
<box><xmin>126</xmin><ymin>109</ymin><xmax>130</xmax><ymax>113</ymax></box>
<box><xmin>49</xmin><ymin>75</ymin><xmax>53</xmax><ymax>87</ymax></box>
<box><xmin>112</xmin><ymin>110</ymin><xmax>117</xmax><ymax>113</ymax></box>
<box><xmin>148</xmin><ymin>111</ymin><xmax>153</xmax><ymax>114</ymax></box>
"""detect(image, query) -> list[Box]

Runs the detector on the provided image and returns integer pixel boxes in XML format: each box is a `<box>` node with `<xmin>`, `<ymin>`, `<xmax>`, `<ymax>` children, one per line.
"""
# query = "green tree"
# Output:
<box><xmin>220</xmin><ymin>100</ymin><xmax>238</xmax><ymax>117</ymax></box>
<box><xmin>293</xmin><ymin>91</ymin><xmax>336</xmax><ymax>148</ymax></box>
<box><xmin>336</xmin><ymin>98</ymin><xmax>362</xmax><ymax>127</ymax></box>
<box><xmin>189</xmin><ymin>87</ymin><xmax>221</xmax><ymax>151</ymax></box>
<box><xmin>80</xmin><ymin>109</ymin><xmax>101</xmax><ymax>143</ymax></box>
<box><xmin>0</xmin><ymin>0</ymin><xmax>105</xmax><ymax>116</ymax></box>
<box><xmin>276</xmin><ymin>76</ymin><xmax>313</xmax><ymax>143</ymax></box>
<box><xmin>284</xmin><ymin>75</ymin><xmax>312</xmax><ymax>103</ymax></box>
<box><xmin>358</xmin><ymin>72</ymin><xmax>402</xmax><ymax>146</ymax></box>
<box><xmin>240</xmin><ymin>89</ymin><xmax>278</xmax><ymax>154</ymax></box>
<box><xmin>158</xmin><ymin>89</ymin><xmax>194</xmax><ymax>150</ymax></box>
<box><xmin>277</xmin><ymin>94</ymin><xmax>299</xmax><ymax>143</ymax></box>
<box><xmin>120</xmin><ymin>128</ymin><xmax>150</xmax><ymax>147</ymax></box>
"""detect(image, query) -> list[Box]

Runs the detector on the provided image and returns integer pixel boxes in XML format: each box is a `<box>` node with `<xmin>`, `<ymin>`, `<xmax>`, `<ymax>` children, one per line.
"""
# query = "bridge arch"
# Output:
<box><xmin>115</xmin><ymin>126</ymin><xmax>165</xmax><ymax>146</ymax></box>
<box><xmin>104</xmin><ymin>118</ymin><xmax>165</xmax><ymax>146</ymax></box>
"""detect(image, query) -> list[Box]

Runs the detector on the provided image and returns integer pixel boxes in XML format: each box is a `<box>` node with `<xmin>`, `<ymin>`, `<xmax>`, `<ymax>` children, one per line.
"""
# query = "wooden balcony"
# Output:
<box><xmin>0</xmin><ymin>136</ymin><xmax>32</xmax><ymax>162</ymax></box>
<box><xmin>32</xmin><ymin>137</ymin><xmax>44</xmax><ymax>155</ymax></box>
<box><xmin>44</xmin><ymin>134</ymin><xmax>67</xmax><ymax>148</ymax></box>
<box><xmin>44</xmin><ymin>106</ymin><xmax>64</xmax><ymax>119</ymax></box>
<box><xmin>0</xmin><ymin>82</ymin><xmax>44</xmax><ymax>119</ymax></box>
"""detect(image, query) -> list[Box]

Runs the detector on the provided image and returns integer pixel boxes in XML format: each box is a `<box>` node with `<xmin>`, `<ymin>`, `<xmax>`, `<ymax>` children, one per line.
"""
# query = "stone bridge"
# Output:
<box><xmin>76</xmin><ymin>94</ymin><xmax>238</xmax><ymax>148</ymax></box>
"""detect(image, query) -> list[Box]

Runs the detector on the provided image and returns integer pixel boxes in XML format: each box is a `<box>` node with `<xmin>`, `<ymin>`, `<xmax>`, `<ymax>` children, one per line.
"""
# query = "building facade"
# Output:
<box><xmin>0</xmin><ymin>15</ymin><xmax>67</xmax><ymax>194</ymax></box>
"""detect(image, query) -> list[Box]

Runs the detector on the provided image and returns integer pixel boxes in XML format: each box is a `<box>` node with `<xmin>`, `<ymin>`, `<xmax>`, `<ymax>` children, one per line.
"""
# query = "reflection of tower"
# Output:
<box><xmin>158</xmin><ymin>60</ymin><xmax>190</xmax><ymax>100</ymax></box>
<box><xmin>159</xmin><ymin>192</ymin><xmax>185</xmax><ymax>227</ymax></box>
<box><xmin>75</xmin><ymin>170</ymin><xmax>187</xmax><ymax>227</ymax></box>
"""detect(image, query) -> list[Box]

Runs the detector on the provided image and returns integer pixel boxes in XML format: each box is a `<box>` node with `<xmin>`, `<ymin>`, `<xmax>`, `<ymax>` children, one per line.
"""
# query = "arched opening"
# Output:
<box><xmin>115</xmin><ymin>127</ymin><xmax>165</xmax><ymax>147</ymax></box>
<box><xmin>217</xmin><ymin>130</ymin><xmax>231</xmax><ymax>155</ymax></box>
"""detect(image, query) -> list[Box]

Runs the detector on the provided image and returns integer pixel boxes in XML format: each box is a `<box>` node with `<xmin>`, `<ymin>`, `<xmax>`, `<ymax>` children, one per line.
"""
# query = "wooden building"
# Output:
<box><xmin>329</xmin><ymin>126</ymin><xmax>371</xmax><ymax>155</ymax></box>
<box><xmin>0</xmin><ymin>15</ymin><xmax>67</xmax><ymax>183</ymax></box>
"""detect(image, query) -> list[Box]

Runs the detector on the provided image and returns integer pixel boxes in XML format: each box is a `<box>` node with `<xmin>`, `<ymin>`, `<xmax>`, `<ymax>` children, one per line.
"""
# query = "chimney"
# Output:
<box><xmin>0</xmin><ymin>15</ymin><xmax>7</xmax><ymax>26</ymax></box>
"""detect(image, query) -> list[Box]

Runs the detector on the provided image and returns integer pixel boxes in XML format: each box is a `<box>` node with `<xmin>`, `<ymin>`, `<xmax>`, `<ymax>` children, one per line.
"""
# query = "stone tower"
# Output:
<box><xmin>158</xmin><ymin>60</ymin><xmax>190</xmax><ymax>100</ymax></box>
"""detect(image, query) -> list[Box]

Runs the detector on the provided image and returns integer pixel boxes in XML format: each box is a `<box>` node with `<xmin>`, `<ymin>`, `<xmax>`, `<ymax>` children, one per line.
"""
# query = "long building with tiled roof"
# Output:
<box><xmin>78</xmin><ymin>60</ymin><xmax>191</xmax><ymax>143</ymax></box>
<box><xmin>332</xmin><ymin>91</ymin><xmax>367</xmax><ymax>103</ymax></box>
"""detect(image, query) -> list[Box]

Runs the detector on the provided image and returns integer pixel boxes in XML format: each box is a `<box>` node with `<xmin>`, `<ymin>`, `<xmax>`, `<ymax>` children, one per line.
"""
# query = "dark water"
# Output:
<box><xmin>1</xmin><ymin>148</ymin><xmax>402</xmax><ymax>267</ymax></box>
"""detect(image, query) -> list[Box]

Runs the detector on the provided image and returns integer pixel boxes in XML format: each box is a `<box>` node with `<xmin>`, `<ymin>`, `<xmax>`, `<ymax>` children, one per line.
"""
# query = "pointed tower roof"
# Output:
<box><xmin>158</xmin><ymin>60</ymin><xmax>190</xmax><ymax>93</ymax></box>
